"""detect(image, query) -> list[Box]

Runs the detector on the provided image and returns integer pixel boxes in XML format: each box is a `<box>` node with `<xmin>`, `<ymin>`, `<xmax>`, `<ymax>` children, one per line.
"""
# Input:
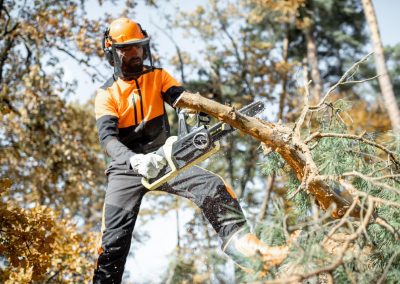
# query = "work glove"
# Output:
<box><xmin>130</xmin><ymin>153</ymin><xmax>167</xmax><ymax>179</ymax></box>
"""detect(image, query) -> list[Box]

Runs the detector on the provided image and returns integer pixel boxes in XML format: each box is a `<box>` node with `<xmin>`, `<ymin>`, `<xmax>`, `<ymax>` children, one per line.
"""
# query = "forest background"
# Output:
<box><xmin>1</xmin><ymin>0</ymin><xmax>400</xmax><ymax>283</ymax></box>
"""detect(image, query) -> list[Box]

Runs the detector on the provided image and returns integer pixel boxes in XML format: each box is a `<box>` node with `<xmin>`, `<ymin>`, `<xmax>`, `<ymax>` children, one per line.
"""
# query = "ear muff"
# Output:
<box><xmin>102</xmin><ymin>27</ymin><xmax>114</xmax><ymax>66</ymax></box>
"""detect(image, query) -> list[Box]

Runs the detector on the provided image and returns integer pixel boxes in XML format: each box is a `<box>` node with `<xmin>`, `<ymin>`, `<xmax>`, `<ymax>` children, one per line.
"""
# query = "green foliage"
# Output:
<box><xmin>256</xmin><ymin>198</ymin><xmax>291</xmax><ymax>246</ymax></box>
<box><xmin>287</xmin><ymin>172</ymin><xmax>312</xmax><ymax>219</ymax></box>
<box><xmin>166</xmin><ymin>257</ymin><xmax>197</xmax><ymax>284</ymax></box>
<box><xmin>261</xmin><ymin>152</ymin><xmax>285</xmax><ymax>176</ymax></box>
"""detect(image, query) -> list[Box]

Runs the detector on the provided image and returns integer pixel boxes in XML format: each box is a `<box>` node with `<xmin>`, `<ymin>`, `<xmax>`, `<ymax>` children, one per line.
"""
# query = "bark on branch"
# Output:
<box><xmin>174</xmin><ymin>92</ymin><xmax>359</xmax><ymax>218</ymax></box>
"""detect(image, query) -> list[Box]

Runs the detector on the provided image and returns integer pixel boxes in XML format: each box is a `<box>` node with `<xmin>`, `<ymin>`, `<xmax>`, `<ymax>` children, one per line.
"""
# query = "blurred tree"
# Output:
<box><xmin>0</xmin><ymin>178</ymin><xmax>98</xmax><ymax>283</ymax></box>
<box><xmin>361</xmin><ymin>0</ymin><xmax>400</xmax><ymax>133</ymax></box>
<box><xmin>0</xmin><ymin>0</ymin><xmax>107</xmax><ymax>221</ymax></box>
<box><xmin>0</xmin><ymin>0</ymin><xmax>156</xmax><ymax>282</ymax></box>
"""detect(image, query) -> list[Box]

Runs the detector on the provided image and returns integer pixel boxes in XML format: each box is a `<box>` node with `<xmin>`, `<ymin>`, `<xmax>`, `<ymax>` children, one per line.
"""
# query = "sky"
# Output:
<box><xmin>63</xmin><ymin>0</ymin><xmax>400</xmax><ymax>283</ymax></box>
<box><xmin>372</xmin><ymin>0</ymin><xmax>400</xmax><ymax>46</ymax></box>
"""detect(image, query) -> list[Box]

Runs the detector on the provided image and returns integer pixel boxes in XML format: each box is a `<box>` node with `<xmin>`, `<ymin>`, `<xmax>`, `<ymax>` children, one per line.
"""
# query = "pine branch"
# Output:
<box><xmin>339</xmin><ymin>181</ymin><xmax>400</xmax><ymax>240</ymax></box>
<box><xmin>314</xmin><ymin>173</ymin><xmax>400</xmax><ymax>206</ymax></box>
<box><xmin>342</xmin><ymin>171</ymin><xmax>400</xmax><ymax>194</ymax></box>
<box><xmin>305</xmin><ymin>132</ymin><xmax>400</xmax><ymax>168</ymax></box>
<box><xmin>323</xmin><ymin>197</ymin><xmax>360</xmax><ymax>244</ymax></box>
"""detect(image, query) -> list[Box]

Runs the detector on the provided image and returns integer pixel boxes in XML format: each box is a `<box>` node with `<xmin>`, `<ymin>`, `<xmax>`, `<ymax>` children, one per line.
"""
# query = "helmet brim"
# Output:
<box><xmin>113</xmin><ymin>37</ymin><xmax>150</xmax><ymax>48</ymax></box>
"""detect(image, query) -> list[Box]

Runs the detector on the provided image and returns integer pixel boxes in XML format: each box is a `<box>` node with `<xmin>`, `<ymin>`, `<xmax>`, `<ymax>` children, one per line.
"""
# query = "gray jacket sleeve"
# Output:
<box><xmin>96</xmin><ymin>115</ymin><xmax>136</xmax><ymax>168</ymax></box>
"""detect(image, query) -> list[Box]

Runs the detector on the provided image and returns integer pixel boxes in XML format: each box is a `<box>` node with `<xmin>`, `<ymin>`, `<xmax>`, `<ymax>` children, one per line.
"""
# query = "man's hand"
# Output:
<box><xmin>130</xmin><ymin>153</ymin><xmax>167</xmax><ymax>179</ymax></box>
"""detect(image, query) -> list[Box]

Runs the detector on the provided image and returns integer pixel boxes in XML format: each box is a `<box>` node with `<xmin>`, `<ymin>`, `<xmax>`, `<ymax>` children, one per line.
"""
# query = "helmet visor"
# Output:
<box><xmin>111</xmin><ymin>37</ymin><xmax>153</xmax><ymax>80</ymax></box>
<box><xmin>113</xmin><ymin>37</ymin><xmax>149</xmax><ymax>48</ymax></box>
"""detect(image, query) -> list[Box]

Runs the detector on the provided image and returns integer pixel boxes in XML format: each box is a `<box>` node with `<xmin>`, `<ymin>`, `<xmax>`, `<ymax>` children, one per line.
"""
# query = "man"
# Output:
<box><xmin>93</xmin><ymin>17</ymin><xmax>289</xmax><ymax>283</ymax></box>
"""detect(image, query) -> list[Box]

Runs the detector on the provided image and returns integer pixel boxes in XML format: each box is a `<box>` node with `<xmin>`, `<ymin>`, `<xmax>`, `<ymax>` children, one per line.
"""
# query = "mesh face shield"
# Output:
<box><xmin>111</xmin><ymin>38</ymin><xmax>154</xmax><ymax>80</ymax></box>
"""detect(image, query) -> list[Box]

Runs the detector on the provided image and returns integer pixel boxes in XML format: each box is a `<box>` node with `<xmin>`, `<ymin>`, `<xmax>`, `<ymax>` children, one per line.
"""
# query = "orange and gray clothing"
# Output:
<box><xmin>95</xmin><ymin>68</ymin><xmax>183</xmax><ymax>167</ymax></box>
<box><xmin>93</xmin><ymin>69</ymin><xmax>248</xmax><ymax>283</ymax></box>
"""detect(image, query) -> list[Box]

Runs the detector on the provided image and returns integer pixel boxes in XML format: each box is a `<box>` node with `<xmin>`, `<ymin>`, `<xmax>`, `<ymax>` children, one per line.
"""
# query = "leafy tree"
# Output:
<box><xmin>0</xmin><ymin>0</ymin><xmax>107</xmax><ymax>220</ymax></box>
<box><xmin>0</xmin><ymin>0</ymin><xmax>111</xmax><ymax>281</ymax></box>
<box><xmin>0</xmin><ymin>178</ymin><xmax>98</xmax><ymax>283</ymax></box>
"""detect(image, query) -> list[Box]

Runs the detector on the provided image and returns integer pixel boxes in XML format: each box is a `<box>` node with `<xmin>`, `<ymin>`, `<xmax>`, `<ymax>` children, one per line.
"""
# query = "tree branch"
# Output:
<box><xmin>376</xmin><ymin>252</ymin><xmax>399</xmax><ymax>284</ymax></box>
<box><xmin>310</xmin><ymin>52</ymin><xmax>373</xmax><ymax>111</ymax></box>
<box><xmin>260</xmin><ymin>199</ymin><xmax>374</xmax><ymax>284</ymax></box>
<box><xmin>174</xmin><ymin>92</ymin><xmax>358</xmax><ymax>218</ymax></box>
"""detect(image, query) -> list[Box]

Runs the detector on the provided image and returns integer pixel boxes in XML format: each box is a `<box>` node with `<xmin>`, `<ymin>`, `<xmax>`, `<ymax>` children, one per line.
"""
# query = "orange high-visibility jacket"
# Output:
<box><xmin>95</xmin><ymin>68</ymin><xmax>184</xmax><ymax>168</ymax></box>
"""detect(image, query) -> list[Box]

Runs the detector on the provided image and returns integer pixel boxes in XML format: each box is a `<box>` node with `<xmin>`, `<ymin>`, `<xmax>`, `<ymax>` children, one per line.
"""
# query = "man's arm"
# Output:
<box><xmin>160</xmin><ymin>69</ymin><xmax>186</xmax><ymax>107</ymax></box>
<box><xmin>162</xmin><ymin>86</ymin><xmax>186</xmax><ymax>107</ymax></box>
<box><xmin>95</xmin><ymin>89</ymin><xmax>136</xmax><ymax>168</ymax></box>
<box><xmin>160</xmin><ymin>70</ymin><xmax>210</xmax><ymax>126</ymax></box>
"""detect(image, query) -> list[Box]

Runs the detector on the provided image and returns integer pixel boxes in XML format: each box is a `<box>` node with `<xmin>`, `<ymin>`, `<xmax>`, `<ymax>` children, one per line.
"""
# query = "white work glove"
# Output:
<box><xmin>130</xmin><ymin>153</ymin><xmax>167</xmax><ymax>179</ymax></box>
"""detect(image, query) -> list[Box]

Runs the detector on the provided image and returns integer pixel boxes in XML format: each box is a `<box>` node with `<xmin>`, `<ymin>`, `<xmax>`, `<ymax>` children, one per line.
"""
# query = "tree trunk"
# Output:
<box><xmin>305</xmin><ymin>27</ymin><xmax>323</xmax><ymax>102</ymax></box>
<box><xmin>304</xmin><ymin>0</ymin><xmax>323</xmax><ymax>102</ymax></box>
<box><xmin>361</xmin><ymin>0</ymin><xmax>400</xmax><ymax>133</ymax></box>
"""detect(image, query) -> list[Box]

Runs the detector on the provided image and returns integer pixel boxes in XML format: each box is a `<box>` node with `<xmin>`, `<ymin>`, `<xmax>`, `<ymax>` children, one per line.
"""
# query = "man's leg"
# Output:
<box><xmin>158</xmin><ymin>166</ymin><xmax>289</xmax><ymax>271</ymax></box>
<box><xmin>93</xmin><ymin>165</ymin><xmax>147</xmax><ymax>284</ymax></box>
<box><xmin>159</xmin><ymin>166</ymin><xmax>247</xmax><ymax>241</ymax></box>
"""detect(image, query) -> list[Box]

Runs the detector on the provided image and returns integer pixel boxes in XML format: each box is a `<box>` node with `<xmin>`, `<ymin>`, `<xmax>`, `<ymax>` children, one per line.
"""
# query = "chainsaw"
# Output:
<box><xmin>141</xmin><ymin>101</ymin><xmax>265</xmax><ymax>190</ymax></box>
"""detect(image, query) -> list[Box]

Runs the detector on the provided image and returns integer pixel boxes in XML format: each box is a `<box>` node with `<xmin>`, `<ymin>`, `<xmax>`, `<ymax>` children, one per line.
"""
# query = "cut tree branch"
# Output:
<box><xmin>174</xmin><ymin>91</ymin><xmax>358</xmax><ymax>218</ymax></box>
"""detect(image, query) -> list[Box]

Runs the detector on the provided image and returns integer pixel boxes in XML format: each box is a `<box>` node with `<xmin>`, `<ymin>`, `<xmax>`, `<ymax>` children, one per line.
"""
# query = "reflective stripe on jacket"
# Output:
<box><xmin>95</xmin><ymin>68</ymin><xmax>184</xmax><ymax>167</ymax></box>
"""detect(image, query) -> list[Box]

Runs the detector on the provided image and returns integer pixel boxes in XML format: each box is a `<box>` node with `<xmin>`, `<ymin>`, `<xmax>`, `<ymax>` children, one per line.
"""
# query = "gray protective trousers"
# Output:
<box><xmin>93</xmin><ymin>161</ymin><xmax>248</xmax><ymax>283</ymax></box>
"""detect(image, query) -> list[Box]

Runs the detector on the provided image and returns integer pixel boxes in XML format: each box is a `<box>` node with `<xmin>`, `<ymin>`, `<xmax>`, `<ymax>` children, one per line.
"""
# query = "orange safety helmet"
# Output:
<box><xmin>102</xmin><ymin>18</ymin><xmax>153</xmax><ymax>79</ymax></box>
<box><xmin>104</xmin><ymin>18</ymin><xmax>148</xmax><ymax>48</ymax></box>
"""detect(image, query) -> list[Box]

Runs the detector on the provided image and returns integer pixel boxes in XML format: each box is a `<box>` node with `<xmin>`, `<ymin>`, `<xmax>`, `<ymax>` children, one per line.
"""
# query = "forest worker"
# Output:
<box><xmin>93</xmin><ymin>17</ymin><xmax>289</xmax><ymax>283</ymax></box>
